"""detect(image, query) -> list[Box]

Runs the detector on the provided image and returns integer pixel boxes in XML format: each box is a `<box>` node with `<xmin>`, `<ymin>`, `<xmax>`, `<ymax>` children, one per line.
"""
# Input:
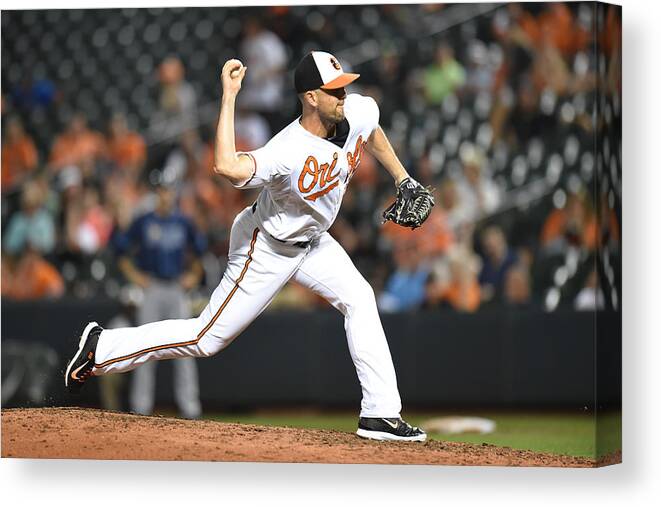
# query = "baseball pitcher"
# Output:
<box><xmin>65</xmin><ymin>51</ymin><xmax>433</xmax><ymax>441</ymax></box>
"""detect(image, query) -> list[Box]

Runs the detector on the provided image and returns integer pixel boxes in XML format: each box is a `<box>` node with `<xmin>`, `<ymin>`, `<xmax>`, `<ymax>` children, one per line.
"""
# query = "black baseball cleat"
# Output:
<box><xmin>356</xmin><ymin>417</ymin><xmax>427</xmax><ymax>442</ymax></box>
<box><xmin>64</xmin><ymin>321</ymin><xmax>103</xmax><ymax>393</ymax></box>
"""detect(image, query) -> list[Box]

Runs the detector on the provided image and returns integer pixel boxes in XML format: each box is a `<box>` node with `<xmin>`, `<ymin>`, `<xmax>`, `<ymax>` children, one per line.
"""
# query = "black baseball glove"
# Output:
<box><xmin>382</xmin><ymin>177</ymin><xmax>435</xmax><ymax>230</ymax></box>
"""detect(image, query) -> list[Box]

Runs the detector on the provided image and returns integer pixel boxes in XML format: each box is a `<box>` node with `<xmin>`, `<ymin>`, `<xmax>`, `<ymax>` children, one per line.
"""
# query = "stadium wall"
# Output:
<box><xmin>1</xmin><ymin>299</ymin><xmax>621</xmax><ymax>409</ymax></box>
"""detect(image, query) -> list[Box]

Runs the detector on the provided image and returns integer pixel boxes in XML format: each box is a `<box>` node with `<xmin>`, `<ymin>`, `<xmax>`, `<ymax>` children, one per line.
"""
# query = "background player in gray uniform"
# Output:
<box><xmin>114</xmin><ymin>182</ymin><xmax>205</xmax><ymax>419</ymax></box>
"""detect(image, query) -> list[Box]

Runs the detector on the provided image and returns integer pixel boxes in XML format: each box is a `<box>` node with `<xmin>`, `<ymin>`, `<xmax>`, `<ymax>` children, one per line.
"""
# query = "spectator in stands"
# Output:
<box><xmin>426</xmin><ymin>246</ymin><xmax>481</xmax><ymax>313</ymax></box>
<box><xmin>603</xmin><ymin>5</ymin><xmax>622</xmax><ymax>96</ymax></box>
<box><xmin>490</xmin><ymin>5</ymin><xmax>537</xmax><ymax>141</ymax></box>
<box><xmin>531</xmin><ymin>27</ymin><xmax>572</xmax><ymax>96</ymax></box>
<box><xmin>478</xmin><ymin>225</ymin><xmax>518</xmax><ymax>304</ymax></box>
<box><xmin>49</xmin><ymin>112</ymin><xmax>105</xmax><ymax>175</ymax></box>
<box><xmin>423</xmin><ymin>42</ymin><xmax>466</xmax><ymax>106</ymax></box>
<box><xmin>106</xmin><ymin>113</ymin><xmax>146</xmax><ymax>176</ymax></box>
<box><xmin>235</xmin><ymin>103</ymin><xmax>271</xmax><ymax>151</ymax></box>
<box><xmin>1</xmin><ymin>243</ymin><xmax>64</xmax><ymax>301</ymax></box>
<box><xmin>438</xmin><ymin>177</ymin><xmax>474</xmax><ymax>243</ymax></box>
<box><xmin>598</xmin><ymin>193</ymin><xmax>621</xmax><ymax>252</ymax></box>
<box><xmin>491</xmin><ymin>3</ymin><xmax>537</xmax><ymax>88</ymax></box>
<box><xmin>10</xmin><ymin>73</ymin><xmax>57</xmax><ymax>112</ymax></box>
<box><xmin>161</xmin><ymin>129</ymin><xmax>208</xmax><ymax>182</ymax></box>
<box><xmin>151</xmin><ymin>57</ymin><xmax>198</xmax><ymax>143</ymax></box>
<box><xmin>114</xmin><ymin>181</ymin><xmax>205</xmax><ymax>419</ymax></box>
<box><xmin>56</xmin><ymin>164</ymin><xmax>84</xmax><ymax>233</ymax></box>
<box><xmin>238</xmin><ymin>16</ymin><xmax>288</xmax><ymax>131</ymax></box>
<box><xmin>574</xmin><ymin>269</ymin><xmax>605</xmax><ymax>311</ymax></box>
<box><xmin>1</xmin><ymin>116</ymin><xmax>38</xmax><ymax>193</ymax></box>
<box><xmin>537</xmin><ymin>3</ymin><xmax>589</xmax><ymax>57</ymax></box>
<box><xmin>541</xmin><ymin>190</ymin><xmax>597</xmax><ymax>254</ymax></box>
<box><xmin>367</xmin><ymin>48</ymin><xmax>407</xmax><ymax>121</ymax></box>
<box><xmin>456</xmin><ymin>143</ymin><xmax>501</xmax><ymax>221</ymax></box>
<box><xmin>507</xmin><ymin>76</ymin><xmax>548</xmax><ymax>146</ymax></box>
<box><xmin>503</xmin><ymin>265</ymin><xmax>532</xmax><ymax>308</ymax></box>
<box><xmin>378</xmin><ymin>239</ymin><xmax>430</xmax><ymax>313</ymax></box>
<box><xmin>32</xmin><ymin>171</ymin><xmax>60</xmax><ymax>223</ymax></box>
<box><xmin>148</xmin><ymin>57</ymin><xmax>198</xmax><ymax>174</ymax></box>
<box><xmin>464</xmin><ymin>40</ymin><xmax>496</xmax><ymax>96</ymax></box>
<box><xmin>3</xmin><ymin>180</ymin><xmax>56</xmax><ymax>255</ymax></box>
<box><xmin>105</xmin><ymin>171</ymin><xmax>144</xmax><ymax>233</ymax></box>
<box><xmin>64</xmin><ymin>185</ymin><xmax>113</xmax><ymax>255</ymax></box>
<box><xmin>177</xmin><ymin>130</ymin><xmax>226</xmax><ymax>233</ymax></box>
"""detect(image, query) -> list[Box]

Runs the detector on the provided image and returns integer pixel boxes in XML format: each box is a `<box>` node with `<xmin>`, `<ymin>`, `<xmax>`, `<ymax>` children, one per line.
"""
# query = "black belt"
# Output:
<box><xmin>251</xmin><ymin>202</ymin><xmax>310</xmax><ymax>249</ymax></box>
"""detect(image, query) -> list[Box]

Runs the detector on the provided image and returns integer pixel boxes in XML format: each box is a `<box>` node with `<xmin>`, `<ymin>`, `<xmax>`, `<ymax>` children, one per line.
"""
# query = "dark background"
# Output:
<box><xmin>2</xmin><ymin>298</ymin><xmax>621</xmax><ymax>410</ymax></box>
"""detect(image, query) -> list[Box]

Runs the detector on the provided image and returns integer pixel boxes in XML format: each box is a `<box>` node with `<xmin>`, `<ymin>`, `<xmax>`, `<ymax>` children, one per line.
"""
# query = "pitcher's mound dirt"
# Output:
<box><xmin>1</xmin><ymin>408</ymin><xmax>618</xmax><ymax>467</ymax></box>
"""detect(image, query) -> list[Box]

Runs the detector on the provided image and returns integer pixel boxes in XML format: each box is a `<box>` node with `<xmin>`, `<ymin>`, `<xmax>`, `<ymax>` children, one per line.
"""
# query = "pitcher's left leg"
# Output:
<box><xmin>292</xmin><ymin>233</ymin><xmax>402</xmax><ymax>418</ymax></box>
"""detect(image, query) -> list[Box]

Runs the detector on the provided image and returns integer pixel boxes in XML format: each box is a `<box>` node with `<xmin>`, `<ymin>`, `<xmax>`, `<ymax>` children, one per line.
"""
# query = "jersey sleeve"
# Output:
<box><xmin>232</xmin><ymin>139</ymin><xmax>289</xmax><ymax>189</ymax></box>
<box><xmin>346</xmin><ymin>94</ymin><xmax>380</xmax><ymax>136</ymax></box>
<box><xmin>363</xmin><ymin>95</ymin><xmax>380</xmax><ymax>134</ymax></box>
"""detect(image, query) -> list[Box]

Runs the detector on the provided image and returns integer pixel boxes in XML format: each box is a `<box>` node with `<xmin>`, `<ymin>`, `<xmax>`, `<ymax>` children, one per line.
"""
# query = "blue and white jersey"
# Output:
<box><xmin>114</xmin><ymin>211</ymin><xmax>206</xmax><ymax>280</ymax></box>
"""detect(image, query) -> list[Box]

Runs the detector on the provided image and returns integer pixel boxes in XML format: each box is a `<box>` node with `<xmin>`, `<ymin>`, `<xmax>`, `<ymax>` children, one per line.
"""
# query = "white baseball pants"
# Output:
<box><xmin>93</xmin><ymin>206</ymin><xmax>402</xmax><ymax>418</ymax></box>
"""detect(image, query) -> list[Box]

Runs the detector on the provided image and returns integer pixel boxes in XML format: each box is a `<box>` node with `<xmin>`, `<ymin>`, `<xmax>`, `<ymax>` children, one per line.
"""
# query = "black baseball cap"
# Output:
<box><xmin>294</xmin><ymin>51</ymin><xmax>360</xmax><ymax>94</ymax></box>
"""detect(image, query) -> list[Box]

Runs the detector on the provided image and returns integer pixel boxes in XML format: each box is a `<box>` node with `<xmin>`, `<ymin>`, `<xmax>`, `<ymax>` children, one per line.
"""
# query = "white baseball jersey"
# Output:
<box><xmin>237</xmin><ymin>93</ymin><xmax>379</xmax><ymax>242</ymax></box>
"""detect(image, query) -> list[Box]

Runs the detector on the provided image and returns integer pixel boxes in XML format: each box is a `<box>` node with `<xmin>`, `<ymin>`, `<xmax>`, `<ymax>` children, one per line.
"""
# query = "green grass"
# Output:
<box><xmin>597</xmin><ymin>411</ymin><xmax>623</xmax><ymax>457</ymax></box>
<box><xmin>207</xmin><ymin>411</ymin><xmax>621</xmax><ymax>458</ymax></box>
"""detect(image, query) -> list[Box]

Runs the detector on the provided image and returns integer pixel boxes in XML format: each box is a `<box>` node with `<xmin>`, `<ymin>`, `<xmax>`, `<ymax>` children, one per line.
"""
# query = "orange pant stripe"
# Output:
<box><xmin>94</xmin><ymin>228</ymin><xmax>259</xmax><ymax>369</ymax></box>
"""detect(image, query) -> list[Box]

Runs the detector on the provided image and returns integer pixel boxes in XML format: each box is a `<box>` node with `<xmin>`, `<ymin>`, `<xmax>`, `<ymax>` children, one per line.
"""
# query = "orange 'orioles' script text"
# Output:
<box><xmin>297</xmin><ymin>135</ymin><xmax>368</xmax><ymax>201</ymax></box>
<box><xmin>346</xmin><ymin>135</ymin><xmax>367</xmax><ymax>183</ymax></box>
<box><xmin>298</xmin><ymin>152</ymin><xmax>340</xmax><ymax>201</ymax></box>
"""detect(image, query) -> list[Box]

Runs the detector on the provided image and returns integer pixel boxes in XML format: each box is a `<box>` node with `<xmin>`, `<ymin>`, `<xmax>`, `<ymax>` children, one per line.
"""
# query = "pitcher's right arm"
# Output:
<box><xmin>213</xmin><ymin>59</ymin><xmax>255</xmax><ymax>186</ymax></box>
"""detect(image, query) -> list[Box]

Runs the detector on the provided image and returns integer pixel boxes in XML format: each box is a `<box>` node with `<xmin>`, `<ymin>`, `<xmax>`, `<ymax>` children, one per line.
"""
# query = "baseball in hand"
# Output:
<box><xmin>231</xmin><ymin>63</ymin><xmax>243</xmax><ymax>78</ymax></box>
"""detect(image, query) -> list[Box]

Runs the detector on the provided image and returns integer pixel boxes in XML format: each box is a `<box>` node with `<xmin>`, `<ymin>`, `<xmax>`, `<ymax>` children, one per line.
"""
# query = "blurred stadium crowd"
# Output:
<box><xmin>1</xmin><ymin>2</ymin><xmax>621</xmax><ymax>314</ymax></box>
